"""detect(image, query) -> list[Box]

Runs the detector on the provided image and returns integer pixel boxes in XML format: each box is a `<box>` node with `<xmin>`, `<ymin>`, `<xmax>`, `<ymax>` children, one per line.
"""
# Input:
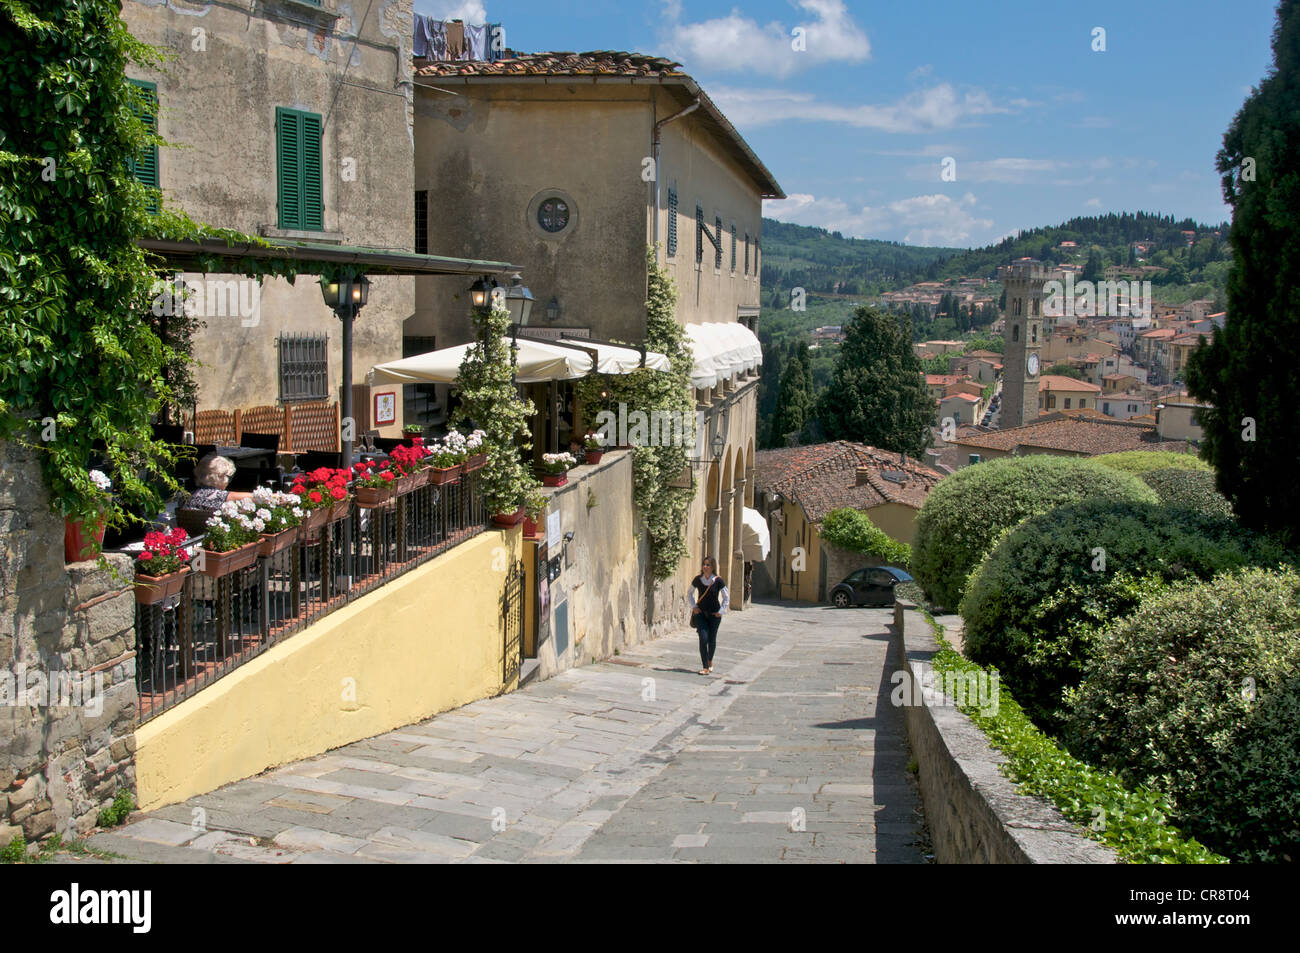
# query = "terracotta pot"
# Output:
<box><xmin>408</xmin><ymin>469</ymin><xmax>429</xmax><ymax>489</ymax></box>
<box><xmin>491</xmin><ymin>507</ymin><xmax>526</xmax><ymax>527</ymax></box>
<box><xmin>464</xmin><ymin>453</ymin><xmax>487</xmax><ymax>472</ymax></box>
<box><xmin>521</xmin><ymin>515</ymin><xmax>544</xmax><ymax>538</ymax></box>
<box><xmin>301</xmin><ymin>506</ymin><xmax>329</xmax><ymax>533</ymax></box>
<box><xmin>198</xmin><ymin>540</ymin><xmax>260</xmax><ymax>578</ymax></box>
<box><xmin>427</xmin><ymin>465</ymin><xmax>462</xmax><ymax>486</ymax></box>
<box><xmin>64</xmin><ymin>516</ymin><xmax>106</xmax><ymax>563</ymax></box>
<box><xmin>542</xmin><ymin>472</ymin><xmax>568</xmax><ymax>487</ymax></box>
<box><xmin>258</xmin><ymin>526</ymin><xmax>300</xmax><ymax>557</ymax></box>
<box><xmin>356</xmin><ymin>485</ymin><xmax>394</xmax><ymax>507</ymax></box>
<box><xmin>585</xmin><ymin>450</ymin><xmax>604</xmax><ymax>464</ymax></box>
<box><xmin>134</xmin><ymin>566</ymin><xmax>190</xmax><ymax>605</ymax></box>
<box><xmin>328</xmin><ymin>498</ymin><xmax>351</xmax><ymax>522</ymax></box>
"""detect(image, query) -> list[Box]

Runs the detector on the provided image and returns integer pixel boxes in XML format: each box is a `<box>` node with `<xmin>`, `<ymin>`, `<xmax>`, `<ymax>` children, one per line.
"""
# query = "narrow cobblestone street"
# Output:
<box><xmin>89</xmin><ymin>602</ymin><xmax>929</xmax><ymax>863</ymax></box>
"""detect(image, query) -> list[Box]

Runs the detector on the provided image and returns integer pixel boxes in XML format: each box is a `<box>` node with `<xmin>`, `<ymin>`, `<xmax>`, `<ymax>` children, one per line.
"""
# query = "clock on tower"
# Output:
<box><xmin>998</xmin><ymin>261</ymin><xmax>1049</xmax><ymax>428</ymax></box>
<box><xmin>1027</xmin><ymin>352</ymin><xmax>1040</xmax><ymax>377</ymax></box>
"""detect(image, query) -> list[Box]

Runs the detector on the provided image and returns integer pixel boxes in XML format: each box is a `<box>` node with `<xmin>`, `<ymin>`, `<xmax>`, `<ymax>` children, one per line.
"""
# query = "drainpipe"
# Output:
<box><xmin>651</xmin><ymin>99</ymin><xmax>701</xmax><ymax>260</ymax></box>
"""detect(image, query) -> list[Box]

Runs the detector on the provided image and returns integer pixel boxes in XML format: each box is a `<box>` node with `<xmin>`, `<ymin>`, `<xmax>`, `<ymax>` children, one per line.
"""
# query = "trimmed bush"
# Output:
<box><xmin>1140</xmin><ymin>468</ymin><xmax>1233</xmax><ymax>516</ymax></box>
<box><xmin>961</xmin><ymin>500</ymin><xmax>1292</xmax><ymax>730</ymax></box>
<box><xmin>1064</xmin><ymin>568</ymin><xmax>1300</xmax><ymax>863</ymax></box>
<box><xmin>911</xmin><ymin>456</ymin><xmax>1157</xmax><ymax>609</ymax></box>
<box><xmin>820</xmin><ymin>507</ymin><xmax>911</xmax><ymax>567</ymax></box>
<box><xmin>1092</xmin><ymin>450</ymin><xmax>1210</xmax><ymax>474</ymax></box>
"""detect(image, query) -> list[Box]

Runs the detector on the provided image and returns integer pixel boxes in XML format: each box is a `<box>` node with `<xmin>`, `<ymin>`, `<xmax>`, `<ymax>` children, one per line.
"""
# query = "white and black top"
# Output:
<box><xmin>689</xmin><ymin>572</ymin><xmax>730</xmax><ymax>615</ymax></box>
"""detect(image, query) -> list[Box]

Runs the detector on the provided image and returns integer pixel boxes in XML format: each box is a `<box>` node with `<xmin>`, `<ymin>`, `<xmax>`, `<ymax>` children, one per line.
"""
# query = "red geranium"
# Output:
<box><xmin>309</xmin><ymin>490</ymin><xmax>323</xmax><ymax>503</ymax></box>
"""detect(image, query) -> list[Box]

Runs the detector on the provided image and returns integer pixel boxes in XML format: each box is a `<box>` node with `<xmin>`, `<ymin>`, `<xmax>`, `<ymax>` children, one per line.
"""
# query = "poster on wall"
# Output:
<box><xmin>374</xmin><ymin>391</ymin><xmax>396</xmax><ymax>425</ymax></box>
<box><xmin>536</xmin><ymin>542</ymin><xmax>550</xmax><ymax>651</ymax></box>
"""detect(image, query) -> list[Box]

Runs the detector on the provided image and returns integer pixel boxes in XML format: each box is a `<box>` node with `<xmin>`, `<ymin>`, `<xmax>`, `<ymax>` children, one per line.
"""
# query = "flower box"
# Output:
<box><xmin>356</xmin><ymin>486</ymin><xmax>394</xmax><ymax>508</ymax></box>
<box><xmin>522</xmin><ymin>514</ymin><xmax>543</xmax><ymax>538</ymax></box>
<box><xmin>427</xmin><ymin>464</ymin><xmax>462</xmax><ymax>486</ymax></box>
<box><xmin>258</xmin><ymin>526</ymin><xmax>300</xmax><ymax>558</ymax></box>
<box><xmin>134</xmin><ymin>567</ymin><xmax>190</xmax><ymax>605</ymax></box>
<box><xmin>198</xmin><ymin>540</ymin><xmax>260</xmax><ymax>579</ymax></box>
<box><xmin>464</xmin><ymin>453</ymin><xmax>487</xmax><ymax>472</ymax></box>
<box><xmin>64</xmin><ymin>516</ymin><xmax>105</xmax><ymax>563</ymax></box>
<box><xmin>585</xmin><ymin>450</ymin><xmax>604</xmax><ymax>465</ymax></box>
<box><xmin>328</xmin><ymin>498</ymin><xmax>351</xmax><ymax>522</ymax></box>
<box><xmin>301</xmin><ymin>506</ymin><xmax>329</xmax><ymax>533</ymax></box>
<box><xmin>542</xmin><ymin>472</ymin><xmax>568</xmax><ymax>487</ymax></box>
<box><xmin>491</xmin><ymin>507</ymin><xmax>526</xmax><ymax>527</ymax></box>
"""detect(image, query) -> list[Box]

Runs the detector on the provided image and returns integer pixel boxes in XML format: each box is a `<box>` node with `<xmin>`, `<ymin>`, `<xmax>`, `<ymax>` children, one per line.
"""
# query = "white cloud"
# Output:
<box><xmin>710</xmin><ymin>83</ymin><xmax>1012</xmax><ymax>133</ymax></box>
<box><xmin>660</xmin><ymin>0</ymin><xmax>869</xmax><ymax>77</ymax></box>
<box><xmin>1085</xmin><ymin>198</ymin><xmax>1103</xmax><ymax>208</ymax></box>
<box><xmin>764</xmin><ymin>191</ymin><xmax>993</xmax><ymax>246</ymax></box>
<box><xmin>417</xmin><ymin>1</ymin><xmax>488</xmax><ymax>21</ymax></box>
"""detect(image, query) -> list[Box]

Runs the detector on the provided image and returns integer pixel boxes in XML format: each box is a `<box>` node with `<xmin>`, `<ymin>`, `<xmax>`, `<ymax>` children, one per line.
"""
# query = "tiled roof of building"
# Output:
<box><xmin>755</xmin><ymin>441</ymin><xmax>945</xmax><ymax>523</ymax></box>
<box><xmin>952</xmin><ymin>412</ymin><xmax>1191</xmax><ymax>456</ymax></box>
<box><xmin>1039</xmin><ymin>375</ymin><xmax>1102</xmax><ymax>393</ymax></box>
<box><xmin>413</xmin><ymin>51</ymin><xmax>784</xmax><ymax>198</ymax></box>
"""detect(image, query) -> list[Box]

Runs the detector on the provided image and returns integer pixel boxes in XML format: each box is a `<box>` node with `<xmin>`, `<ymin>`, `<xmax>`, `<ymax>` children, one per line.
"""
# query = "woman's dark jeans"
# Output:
<box><xmin>695</xmin><ymin>613</ymin><xmax>721</xmax><ymax>668</ymax></box>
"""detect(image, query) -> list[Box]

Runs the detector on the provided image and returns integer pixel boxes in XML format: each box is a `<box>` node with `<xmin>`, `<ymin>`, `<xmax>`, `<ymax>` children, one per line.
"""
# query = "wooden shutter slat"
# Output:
<box><xmin>277</xmin><ymin>107</ymin><xmax>301</xmax><ymax>229</ymax></box>
<box><xmin>301</xmin><ymin>113</ymin><xmax>323</xmax><ymax>231</ymax></box>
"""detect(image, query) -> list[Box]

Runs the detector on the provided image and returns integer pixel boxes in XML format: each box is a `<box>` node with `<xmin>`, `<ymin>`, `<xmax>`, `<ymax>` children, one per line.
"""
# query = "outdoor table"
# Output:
<box><xmin>215</xmin><ymin>445</ymin><xmax>278</xmax><ymax>470</ymax></box>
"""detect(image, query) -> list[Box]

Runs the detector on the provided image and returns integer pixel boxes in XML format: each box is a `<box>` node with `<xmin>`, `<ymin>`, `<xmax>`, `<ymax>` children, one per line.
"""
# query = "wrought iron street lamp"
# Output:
<box><xmin>319</xmin><ymin>273</ymin><xmax>370</xmax><ymax>468</ymax></box>
<box><xmin>503</xmin><ymin>273</ymin><xmax>534</xmax><ymax>326</ymax></box>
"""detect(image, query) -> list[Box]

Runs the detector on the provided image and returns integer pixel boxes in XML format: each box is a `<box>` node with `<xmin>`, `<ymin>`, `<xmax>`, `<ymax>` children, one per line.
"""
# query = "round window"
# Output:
<box><xmin>537</xmin><ymin>198</ymin><xmax>570</xmax><ymax>233</ymax></box>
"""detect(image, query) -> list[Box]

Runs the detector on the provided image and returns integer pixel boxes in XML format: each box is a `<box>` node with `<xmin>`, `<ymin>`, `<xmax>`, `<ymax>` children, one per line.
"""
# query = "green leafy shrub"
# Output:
<box><xmin>821</xmin><ymin>507</ymin><xmax>911</xmax><ymax>567</ymax></box>
<box><xmin>1140</xmin><ymin>468</ymin><xmax>1233</xmax><ymax>516</ymax></box>
<box><xmin>96</xmin><ymin>788</ymin><xmax>135</xmax><ymax>828</ymax></box>
<box><xmin>1</xmin><ymin>832</ymin><xmax>25</xmax><ymax>864</ymax></box>
<box><xmin>1064</xmin><ymin>568</ymin><xmax>1300</xmax><ymax>863</ymax></box>
<box><xmin>1092</xmin><ymin>450</ymin><xmax>1210</xmax><ymax>474</ymax></box>
<box><xmin>911</xmin><ymin>456</ymin><xmax>1157</xmax><ymax>609</ymax></box>
<box><xmin>928</xmin><ymin>625</ymin><xmax>1224</xmax><ymax>863</ymax></box>
<box><xmin>961</xmin><ymin>500</ymin><xmax>1291</xmax><ymax>730</ymax></box>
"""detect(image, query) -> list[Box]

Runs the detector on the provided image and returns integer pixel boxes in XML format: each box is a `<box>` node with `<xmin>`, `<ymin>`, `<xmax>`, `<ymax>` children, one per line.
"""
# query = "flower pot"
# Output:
<box><xmin>464</xmin><ymin>453</ymin><xmax>487</xmax><ymax>472</ymax></box>
<box><xmin>198</xmin><ymin>540</ymin><xmax>260</xmax><ymax>579</ymax></box>
<box><xmin>328</xmin><ymin>498</ymin><xmax>351</xmax><ymax>522</ymax></box>
<box><xmin>427</xmin><ymin>465</ymin><xmax>462</xmax><ymax>486</ymax></box>
<box><xmin>356</xmin><ymin>486</ymin><xmax>394</xmax><ymax>508</ymax></box>
<box><xmin>585</xmin><ymin>450</ymin><xmax>604</xmax><ymax>464</ymax></box>
<box><xmin>407</xmin><ymin>469</ymin><xmax>429</xmax><ymax>489</ymax></box>
<box><xmin>522</xmin><ymin>515</ymin><xmax>544</xmax><ymax>538</ymax></box>
<box><xmin>302</xmin><ymin>506</ymin><xmax>329</xmax><ymax>533</ymax></box>
<box><xmin>491</xmin><ymin>507</ymin><xmax>526</xmax><ymax>527</ymax></box>
<box><xmin>542</xmin><ymin>472</ymin><xmax>568</xmax><ymax>487</ymax></box>
<box><xmin>134</xmin><ymin>566</ymin><xmax>190</xmax><ymax>605</ymax></box>
<box><xmin>258</xmin><ymin>526</ymin><xmax>300</xmax><ymax>558</ymax></box>
<box><xmin>64</xmin><ymin>516</ymin><xmax>106</xmax><ymax>563</ymax></box>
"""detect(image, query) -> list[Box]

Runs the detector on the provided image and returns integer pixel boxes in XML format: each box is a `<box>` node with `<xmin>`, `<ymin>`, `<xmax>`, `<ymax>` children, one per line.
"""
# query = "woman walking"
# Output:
<box><xmin>689</xmin><ymin>556</ymin><xmax>729</xmax><ymax>675</ymax></box>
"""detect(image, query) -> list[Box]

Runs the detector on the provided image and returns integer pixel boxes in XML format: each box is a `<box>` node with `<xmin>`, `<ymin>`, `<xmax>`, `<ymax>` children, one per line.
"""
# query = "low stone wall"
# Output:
<box><xmin>1</xmin><ymin>442</ymin><xmax>138</xmax><ymax>845</ymax></box>
<box><xmin>892</xmin><ymin>600</ymin><xmax>1116</xmax><ymax>864</ymax></box>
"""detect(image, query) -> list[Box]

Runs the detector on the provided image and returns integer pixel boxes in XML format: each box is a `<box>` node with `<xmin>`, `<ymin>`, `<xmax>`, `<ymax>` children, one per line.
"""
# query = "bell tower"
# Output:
<box><xmin>999</xmin><ymin>261</ymin><xmax>1047</xmax><ymax>428</ymax></box>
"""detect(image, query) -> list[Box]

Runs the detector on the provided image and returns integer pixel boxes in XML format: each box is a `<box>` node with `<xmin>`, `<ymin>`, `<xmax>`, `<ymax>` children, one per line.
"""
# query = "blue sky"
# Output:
<box><xmin>415</xmin><ymin>0</ymin><xmax>1280</xmax><ymax>248</ymax></box>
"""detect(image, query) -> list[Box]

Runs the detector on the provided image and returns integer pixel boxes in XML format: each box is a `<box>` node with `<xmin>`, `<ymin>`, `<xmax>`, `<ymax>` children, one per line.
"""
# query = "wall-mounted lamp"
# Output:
<box><xmin>545</xmin><ymin>296</ymin><xmax>561</xmax><ymax>322</ymax></box>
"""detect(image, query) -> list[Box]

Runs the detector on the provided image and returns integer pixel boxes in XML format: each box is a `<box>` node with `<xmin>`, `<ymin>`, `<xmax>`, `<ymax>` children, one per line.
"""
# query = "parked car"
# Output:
<box><xmin>829</xmin><ymin>566</ymin><xmax>914</xmax><ymax>608</ymax></box>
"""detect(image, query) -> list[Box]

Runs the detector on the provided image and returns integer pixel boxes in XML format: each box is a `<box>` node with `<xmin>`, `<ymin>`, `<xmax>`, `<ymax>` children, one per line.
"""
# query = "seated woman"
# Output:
<box><xmin>176</xmin><ymin>453</ymin><xmax>253</xmax><ymax>536</ymax></box>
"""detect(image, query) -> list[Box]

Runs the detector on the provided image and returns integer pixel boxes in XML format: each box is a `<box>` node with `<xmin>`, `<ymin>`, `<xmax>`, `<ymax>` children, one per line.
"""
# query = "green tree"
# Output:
<box><xmin>770</xmin><ymin>343</ymin><xmax>813</xmax><ymax>445</ymax></box>
<box><xmin>814</xmin><ymin>306</ymin><xmax>933</xmax><ymax>455</ymax></box>
<box><xmin>1188</xmin><ymin>0</ymin><xmax>1300</xmax><ymax>540</ymax></box>
<box><xmin>1045</xmin><ymin>363</ymin><xmax>1084</xmax><ymax>380</ymax></box>
<box><xmin>1081</xmin><ymin>248</ymin><xmax>1104</xmax><ymax>282</ymax></box>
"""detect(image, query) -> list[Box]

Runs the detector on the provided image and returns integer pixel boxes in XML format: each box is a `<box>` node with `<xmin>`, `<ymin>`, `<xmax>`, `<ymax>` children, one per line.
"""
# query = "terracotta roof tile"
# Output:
<box><xmin>952</xmin><ymin>412</ymin><xmax>1191</xmax><ymax>456</ymax></box>
<box><xmin>1039</xmin><ymin>375</ymin><xmax>1102</xmax><ymax>393</ymax></box>
<box><xmin>415</xmin><ymin>50</ymin><xmax>687</xmax><ymax>78</ymax></box>
<box><xmin>755</xmin><ymin>442</ymin><xmax>944</xmax><ymax>524</ymax></box>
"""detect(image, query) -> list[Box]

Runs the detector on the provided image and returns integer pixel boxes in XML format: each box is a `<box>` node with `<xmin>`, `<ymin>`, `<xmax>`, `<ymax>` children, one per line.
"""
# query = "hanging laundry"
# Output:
<box><xmin>427</xmin><ymin>19</ymin><xmax>447</xmax><ymax>60</ymax></box>
<box><xmin>413</xmin><ymin>14</ymin><xmax>432</xmax><ymax>58</ymax></box>
<box><xmin>465</xmin><ymin>23</ymin><xmax>487</xmax><ymax>61</ymax></box>
<box><xmin>445</xmin><ymin>19</ymin><xmax>465</xmax><ymax>59</ymax></box>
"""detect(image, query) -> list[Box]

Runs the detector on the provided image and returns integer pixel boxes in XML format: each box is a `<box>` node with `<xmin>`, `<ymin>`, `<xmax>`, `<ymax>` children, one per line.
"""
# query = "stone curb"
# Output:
<box><xmin>891</xmin><ymin>600</ymin><xmax>1117</xmax><ymax>864</ymax></box>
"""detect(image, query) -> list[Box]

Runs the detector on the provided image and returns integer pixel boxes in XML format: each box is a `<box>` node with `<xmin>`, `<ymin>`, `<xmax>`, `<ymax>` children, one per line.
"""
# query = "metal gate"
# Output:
<box><xmin>502</xmin><ymin>560</ymin><xmax>525</xmax><ymax>685</ymax></box>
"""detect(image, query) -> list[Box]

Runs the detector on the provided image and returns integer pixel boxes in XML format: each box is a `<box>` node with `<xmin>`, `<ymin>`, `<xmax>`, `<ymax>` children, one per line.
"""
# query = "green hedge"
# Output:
<box><xmin>911</xmin><ymin>456</ymin><xmax>1157</xmax><ymax>610</ymax></box>
<box><xmin>960</xmin><ymin>500</ymin><xmax>1291</xmax><ymax>731</ymax></box>
<box><xmin>820</xmin><ymin>507</ymin><xmax>911</xmax><ymax>567</ymax></box>
<box><xmin>1064</xmin><ymin>568</ymin><xmax>1300</xmax><ymax>863</ymax></box>
<box><xmin>1140</xmin><ymin>468</ymin><xmax>1233</xmax><ymax>516</ymax></box>
<box><xmin>927</xmin><ymin>622</ymin><xmax>1225</xmax><ymax>863</ymax></box>
<box><xmin>1092</xmin><ymin>450</ymin><xmax>1210</xmax><ymax>474</ymax></box>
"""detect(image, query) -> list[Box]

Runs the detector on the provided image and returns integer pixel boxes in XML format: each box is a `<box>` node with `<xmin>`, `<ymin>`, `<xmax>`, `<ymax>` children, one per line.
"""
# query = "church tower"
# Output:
<box><xmin>999</xmin><ymin>261</ymin><xmax>1047</xmax><ymax>428</ymax></box>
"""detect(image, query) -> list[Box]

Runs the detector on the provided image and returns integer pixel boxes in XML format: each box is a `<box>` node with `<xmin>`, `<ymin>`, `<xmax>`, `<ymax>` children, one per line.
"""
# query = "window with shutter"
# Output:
<box><xmin>714</xmin><ymin>215</ymin><xmax>722</xmax><ymax>269</ymax></box>
<box><xmin>696</xmin><ymin>205</ymin><xmax>704</xmax><ymax>264</ymax></box>
<box><xmin>414</xmin><ymin>190</ymin><xmax>428</xmax><ymax>254</ymax></box>
<box><xmin>730</xmin><ymin>224</ymin><xmax>736</xmax><ymax>273</ymax></box>
<box><xmin>276</xmin><ymin>107</ymin><xmax>324</xmax><ymax>231</ymax></box>
<box><xmin>666</xmin><ymin>187</ymin><xmax>678</xmax><ymax>257</ymax></box>
<box><xmin>127</xmin><ymin>80</ymin><xmax>159</xmax><ymax>213</ymax></box>
<box><xmin>744</xmin><ymin>232</ymin><xmax>749</xmax><ymax>274</ymax></box>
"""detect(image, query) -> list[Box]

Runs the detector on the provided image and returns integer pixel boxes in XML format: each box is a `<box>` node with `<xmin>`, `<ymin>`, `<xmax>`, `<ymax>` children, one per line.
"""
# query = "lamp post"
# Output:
<box><xmin>320</xmin><ymin>273</ymin><xmax>370</xmax><ymax>469</ymax></box>
<box><xmin>503</xmin><ymin>273</ymin><xmax>534</xmax><ymax>327</ymax></box>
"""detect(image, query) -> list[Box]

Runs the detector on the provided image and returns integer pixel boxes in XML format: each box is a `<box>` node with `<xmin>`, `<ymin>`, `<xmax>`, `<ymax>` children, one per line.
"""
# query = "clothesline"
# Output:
<box><xmin>413</xmin><ymin>16</ymin><xmax>503</xmax><ymax>62</ymax></box>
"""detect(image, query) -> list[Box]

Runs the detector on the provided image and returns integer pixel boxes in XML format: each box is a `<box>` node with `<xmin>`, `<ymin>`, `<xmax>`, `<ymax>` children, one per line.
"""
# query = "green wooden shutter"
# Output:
<box><xmin>128</xmin><ymin>80</ymin><xmax>159</xmax><ymax>213</ymax></box>
<box><xmin>277</xmin><ymin>107</ymin><xmax>323</xmax><ymax>231</ymax></box>
<box><xmin>301</xmin><ymin>112</ymin><xmax>323</xmax><ymax>231</ymax></box>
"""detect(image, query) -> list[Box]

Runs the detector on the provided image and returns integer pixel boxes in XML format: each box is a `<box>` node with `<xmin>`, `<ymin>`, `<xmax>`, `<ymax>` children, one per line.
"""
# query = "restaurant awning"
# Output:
<box><xmin>372</xmin><ymin>337</ymin><xmax>595</xmax><ymax>385</ymax></box>
<box><xmin>742</xmin><ymin>507</ymin><xmax>771</xmax><ymax>561</ymax></box>
<box><xmin>548</xmin><ymin>337</ymin><xmax>672</xmax><ymax>375</ymax></box>
<box><xmin>685</xmin><ymin>322</ymin><xmax>763</xmax><ymax>389</ymax></box>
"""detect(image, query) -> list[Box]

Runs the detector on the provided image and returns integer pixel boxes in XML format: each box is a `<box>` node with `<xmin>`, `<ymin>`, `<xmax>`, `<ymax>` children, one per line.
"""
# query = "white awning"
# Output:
<box><xmin>372</xmin><ymin>337</ymin><xmax>594</xmax><ymax>385</ymax></box>
<box><xmin>551</xmin><ymin>339</ymin><xmax>671</xmax><ymax>375</ymax></box>
<box><xmin>742</xmin><ymin>507</ymin><xmax>771</xmax><ymax>561</ymax></box>
<box><xmin>686</xmin><ymin>322</ymin><xmax>763</xmax><ymax>389</ymax></box>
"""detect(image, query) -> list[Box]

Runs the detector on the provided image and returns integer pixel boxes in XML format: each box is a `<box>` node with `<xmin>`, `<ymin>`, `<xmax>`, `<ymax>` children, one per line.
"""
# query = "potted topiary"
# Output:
<box><xmin>583</xmin><ymin>432</ymin><xmax>605</xmax><ymax>465</ymax></box>
<box><xmin>65</xmin><ymin>469</ymin><xmax>112</xmax><ymax>562</ymax></box>
<box><xmin>198</xmin><ymin>499</ymin><xmax>262</xmax><ymax>578</ymax></box>
<box><xmin>540</xmin><ymin>451</ymin><xmax>577</xmax><ymax>487</ymax></box>
<box><xmin>133</xmin><ymin>527</ymin><xmax>191</xmax><ymax>604</ymax></box>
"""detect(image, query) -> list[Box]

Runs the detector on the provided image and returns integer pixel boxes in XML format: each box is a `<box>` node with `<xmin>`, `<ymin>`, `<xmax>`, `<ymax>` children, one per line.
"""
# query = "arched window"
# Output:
<box><xmin>1012</xmin><ymin>324</ymin><xmax>1020</xmax><ymax>342</ymax></box>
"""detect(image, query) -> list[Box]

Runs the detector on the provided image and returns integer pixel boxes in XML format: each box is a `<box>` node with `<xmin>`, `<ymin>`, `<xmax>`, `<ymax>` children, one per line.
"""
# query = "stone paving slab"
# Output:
<box><xmin>90</xmin><ymin>602</ymin><xmax>929</xmax><ymax>864</ymax></box>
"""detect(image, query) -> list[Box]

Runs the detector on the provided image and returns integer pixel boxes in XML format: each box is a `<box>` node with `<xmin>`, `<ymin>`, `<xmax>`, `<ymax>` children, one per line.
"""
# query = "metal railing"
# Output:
<box><xmin>135</xmin><ymin>468</ymin><xmax>489</xmax><ymax>722</ymax></box>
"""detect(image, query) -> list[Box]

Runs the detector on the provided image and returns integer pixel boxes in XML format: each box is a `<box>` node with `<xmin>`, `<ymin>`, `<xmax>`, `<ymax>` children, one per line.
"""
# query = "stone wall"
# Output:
<box><xmin>892</xmin><ymin>600</ymin><xmax>1116</xmax><ymax>864</ymax></box>
<box><xmin>0</xmin><ymin>442</ymin><xmax>138</xmax><ymax>845</ymax></box>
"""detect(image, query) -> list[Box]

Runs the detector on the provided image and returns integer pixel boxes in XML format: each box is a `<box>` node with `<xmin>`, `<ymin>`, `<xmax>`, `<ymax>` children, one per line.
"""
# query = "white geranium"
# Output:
<box><xmin>252</xmin><ymin>518</ymin><xmax>266</xmax><ymax>533</ymax></box>
<box><xmin>255</xmin><ymin>508</ymin><xmax>272</xmax><ymax>521</ymax></box>
<box><xmin>88</xmin><ymin>469</ymin><xmax>112</xmax><ymax>492</ymax></box>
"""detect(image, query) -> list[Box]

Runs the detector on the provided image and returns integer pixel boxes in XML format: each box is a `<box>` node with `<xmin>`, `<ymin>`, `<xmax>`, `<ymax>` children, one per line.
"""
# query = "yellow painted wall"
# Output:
<box><xmin>135</xmin><ymin>530</ymin><xmax>522</xmax><ymax>812</ymax></box>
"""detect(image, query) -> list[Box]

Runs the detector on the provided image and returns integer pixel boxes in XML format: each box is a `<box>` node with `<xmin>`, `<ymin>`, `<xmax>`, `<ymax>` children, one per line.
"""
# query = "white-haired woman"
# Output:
<box><xmin>177</xmin><ymin>453</ymin><xmax>253</xmax><ymax>535</ymax></box>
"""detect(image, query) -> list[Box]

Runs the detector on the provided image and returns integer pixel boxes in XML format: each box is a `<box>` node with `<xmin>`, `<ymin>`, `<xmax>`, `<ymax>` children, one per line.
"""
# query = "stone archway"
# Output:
<box><xmin>718</xmin><ymin>451</ymin><xmax>734</xmax><ymax>592</ymax></box>
<box><xmin>703</xmin><ymin>459</ymin><xmax>720</xmax><ymax>563</ymax></box>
